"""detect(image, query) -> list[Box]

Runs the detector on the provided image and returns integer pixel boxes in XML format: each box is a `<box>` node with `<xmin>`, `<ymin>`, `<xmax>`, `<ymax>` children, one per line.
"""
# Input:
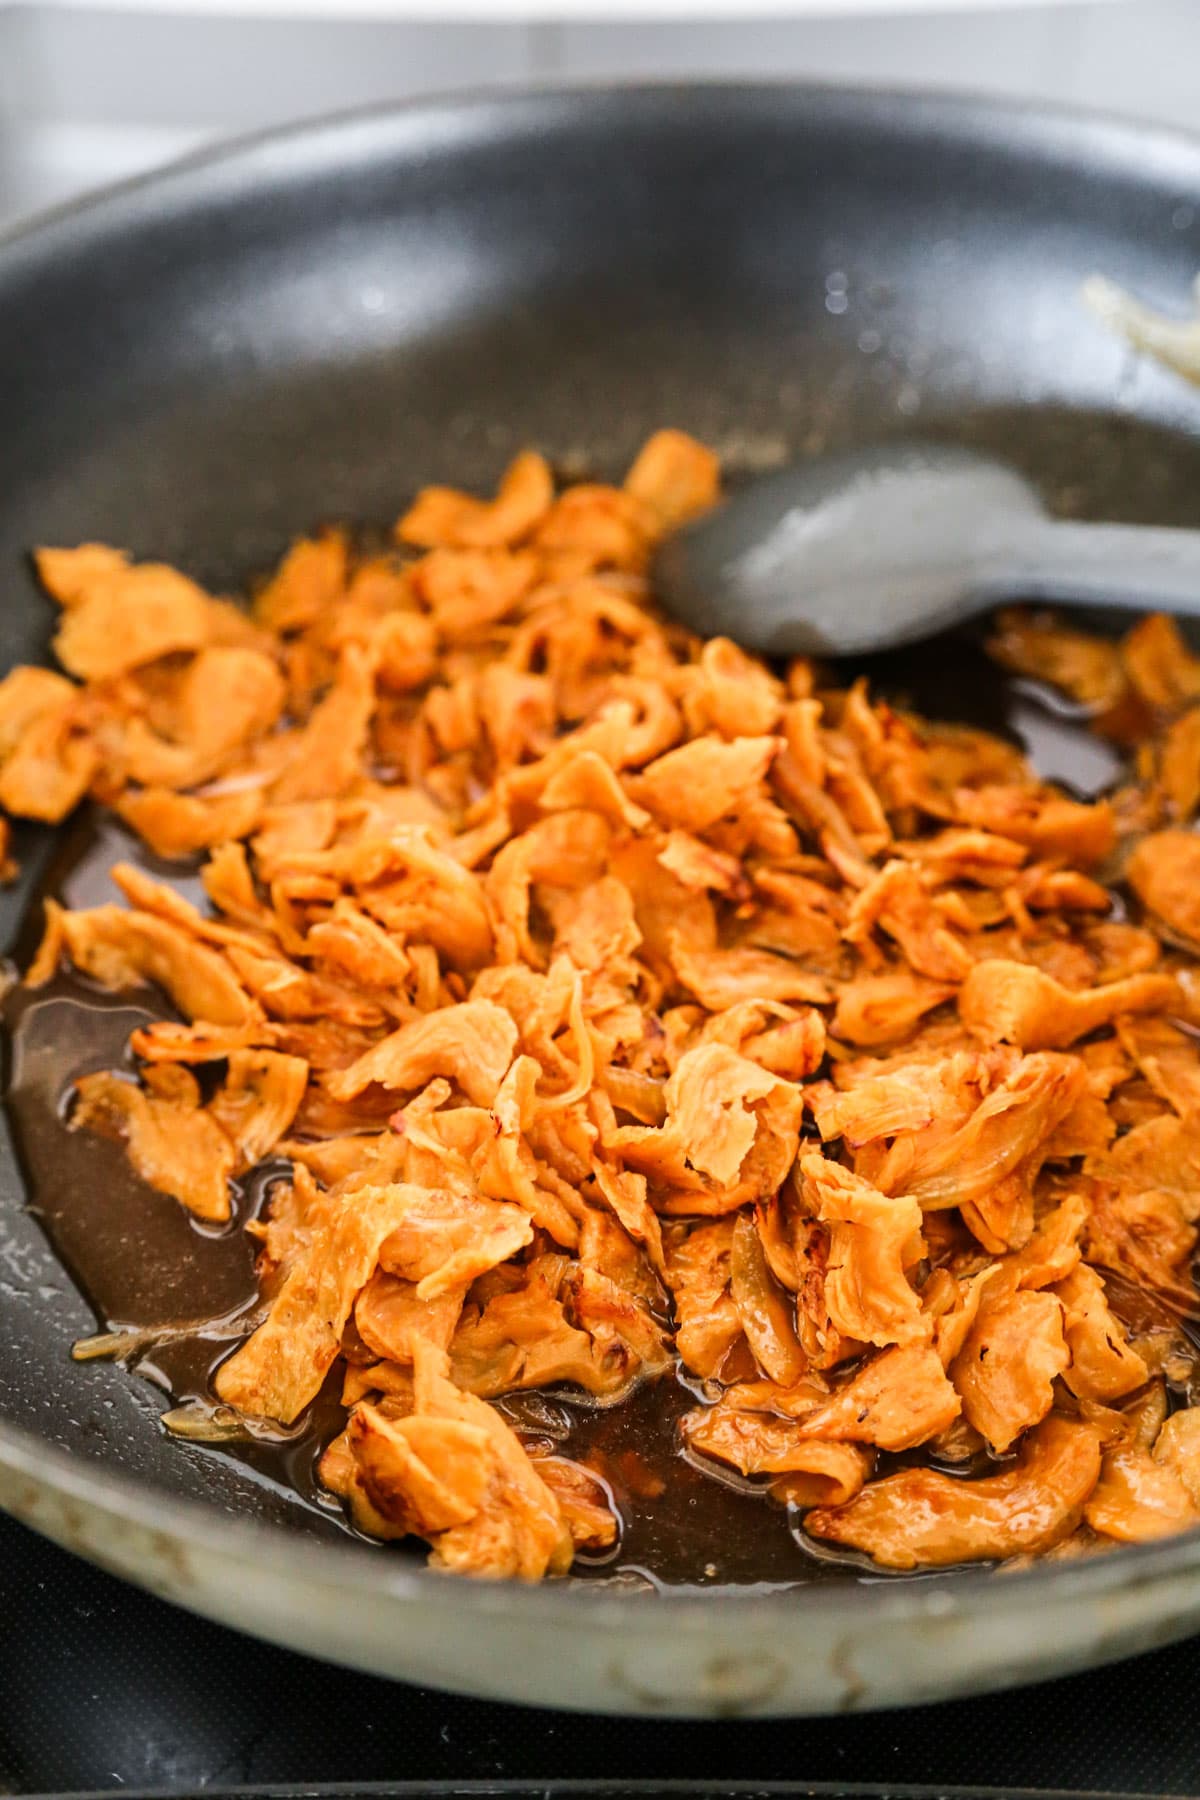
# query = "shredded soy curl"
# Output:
<box><xmin>159</xmin><ymin>1402</ymin><xmax>255</xmax><ymax>1443</ymax></box>
<box><xmin>159</xmin><ymin>1399</ymin><xmax>309</xmax><ymax>1444</ymax></box>
<box><xmin>1084</xmin><ymin>271</ymin><xmax>1200</xmax><ymax>385</ymax></box>
<box><xmin>11</xmin><ymin>428</ymin><xmax>1200</xmax><ymax>1580</ymax></box>
<box><xmin>73</xmin><ymin>1304</ymin><xmax>266</xmax><ymax>1364</ymax></box>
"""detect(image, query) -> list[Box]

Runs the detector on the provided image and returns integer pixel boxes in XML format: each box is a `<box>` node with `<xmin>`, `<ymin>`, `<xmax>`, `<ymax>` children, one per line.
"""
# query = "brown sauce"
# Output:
<box><xmin>0</xmin><ymin>630</ymin><xmax>1184</xmax><ymax>1587</ymax></box>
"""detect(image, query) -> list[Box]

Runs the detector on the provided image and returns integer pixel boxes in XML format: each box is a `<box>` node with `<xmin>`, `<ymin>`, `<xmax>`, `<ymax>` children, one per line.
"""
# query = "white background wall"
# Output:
<box><xmin>0</xmin><ymin>0</ymin><xmax>1195</xmax><ymax>229</ymax></box>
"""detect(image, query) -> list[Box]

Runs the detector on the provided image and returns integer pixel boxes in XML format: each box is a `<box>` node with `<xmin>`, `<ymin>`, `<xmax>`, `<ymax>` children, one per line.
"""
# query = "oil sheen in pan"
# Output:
<box><xmin>0</xmin><ymin>630</ymin><xmax>1165</xmax><ymax>1590</ymax></box>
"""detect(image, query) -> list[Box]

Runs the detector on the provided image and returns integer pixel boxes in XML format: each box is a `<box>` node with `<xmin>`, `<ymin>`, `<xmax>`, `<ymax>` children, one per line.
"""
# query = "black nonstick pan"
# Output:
<box><xmin>3</xmin><ymin>83</ymin><xmax>1200</xmax><ymax>1715</ymax></box>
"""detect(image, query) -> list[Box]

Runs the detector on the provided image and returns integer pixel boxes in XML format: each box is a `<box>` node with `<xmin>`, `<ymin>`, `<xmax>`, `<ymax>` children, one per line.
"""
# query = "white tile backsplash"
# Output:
<box><xmin>1051</xmin><ymin>0</ymin><xmax>1200</xmax><ymax>126</ymax></box>
<box><xmin>2</xmin><ymin>6</ymin><xmax>535</xmax><ymax>129</ymax></box>
<box><xmin>553</xmin><ymin>0</ymin><xmax>1200</xmax><ymax>126</ymax></box>
<box><xmin>554</xmin><ymin>8</ymin><xmax>1075</xmax><ymax>92</ymax></box>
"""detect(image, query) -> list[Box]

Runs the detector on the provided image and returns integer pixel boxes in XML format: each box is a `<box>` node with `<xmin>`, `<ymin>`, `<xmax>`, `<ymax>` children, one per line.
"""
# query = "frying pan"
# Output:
<box><xmin>4</xmin><ymin>82</ymin><xmax>1200</xmax><ymax>1717</ymax></box>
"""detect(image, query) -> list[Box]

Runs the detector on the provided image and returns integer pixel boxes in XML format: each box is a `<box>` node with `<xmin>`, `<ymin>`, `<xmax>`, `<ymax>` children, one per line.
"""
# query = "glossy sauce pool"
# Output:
<box><xmin>0</xmin><ymin>630</ymin><xmax>1160</xmax><ymax>1588</ymax></box>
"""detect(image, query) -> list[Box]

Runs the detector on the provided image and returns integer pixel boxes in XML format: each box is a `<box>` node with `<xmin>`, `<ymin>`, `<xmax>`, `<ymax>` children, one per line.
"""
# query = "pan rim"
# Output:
<box><xmin>5</xmin><ymin>76</ymin><xmax>1200</xmax><ymax>263</ymax></box>
<box><xmin>3</xmin><ymin>75</ymin><xmax>1200</xmax><ymax>1633</ymax></box>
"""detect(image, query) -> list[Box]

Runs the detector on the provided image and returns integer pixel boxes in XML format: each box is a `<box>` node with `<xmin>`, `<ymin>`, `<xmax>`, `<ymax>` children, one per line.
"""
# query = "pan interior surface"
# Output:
<box><xmin>4</xmin><ymin>85</ymin><xmax>1200</xmax><ymax>1701</ymax></box>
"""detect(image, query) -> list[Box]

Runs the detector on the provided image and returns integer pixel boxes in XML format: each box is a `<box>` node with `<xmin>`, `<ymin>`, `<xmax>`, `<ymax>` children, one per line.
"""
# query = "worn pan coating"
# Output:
<box><xmin>3</xmin><ymin>84</ymin><xmax>1200</xmax><ymax>1715</ymax></box>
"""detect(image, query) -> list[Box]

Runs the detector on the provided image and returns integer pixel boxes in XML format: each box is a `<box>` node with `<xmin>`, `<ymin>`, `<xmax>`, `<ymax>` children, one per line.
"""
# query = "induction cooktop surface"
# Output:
<box><xmin>0</xmin><ymin>1507</ymin><xmax>1195</xmax><ymax>1798</ymax></box>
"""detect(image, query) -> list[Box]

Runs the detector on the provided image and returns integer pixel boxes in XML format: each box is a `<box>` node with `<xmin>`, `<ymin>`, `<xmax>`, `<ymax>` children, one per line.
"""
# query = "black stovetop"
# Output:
<box><xmin>0</xmin><ymin>1509</ymin><xmax>1195</xmax><ymax>1799</ymax></box>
